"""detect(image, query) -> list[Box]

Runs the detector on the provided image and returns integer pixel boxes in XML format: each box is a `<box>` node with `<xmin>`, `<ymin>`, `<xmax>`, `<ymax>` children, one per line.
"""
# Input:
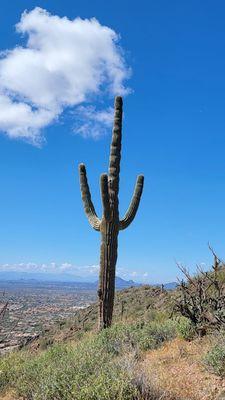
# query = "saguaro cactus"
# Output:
<box><xmin>79</xmin><ymin>96</ymin><xmax>144</xmax><ymax>329</ymax></box>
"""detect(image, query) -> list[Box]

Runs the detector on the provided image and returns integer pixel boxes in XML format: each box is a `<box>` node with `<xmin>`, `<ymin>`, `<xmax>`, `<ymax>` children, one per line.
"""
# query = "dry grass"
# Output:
<box><xmin>0</xmin><ymin>392</ymin><xmax>18</xmax><ymax>400</ymax></box>
<box><xmin>144</xmin><ymin>336</ymin><xmax>225</xmax><ymax>400</ymax></box>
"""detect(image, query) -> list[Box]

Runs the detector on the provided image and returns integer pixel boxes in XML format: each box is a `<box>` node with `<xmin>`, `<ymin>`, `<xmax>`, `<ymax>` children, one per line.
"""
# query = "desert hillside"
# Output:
<box><xmin>1</xmin><ymin>264</ymin><xmax>225</xmax><ymax>400</ymax></box>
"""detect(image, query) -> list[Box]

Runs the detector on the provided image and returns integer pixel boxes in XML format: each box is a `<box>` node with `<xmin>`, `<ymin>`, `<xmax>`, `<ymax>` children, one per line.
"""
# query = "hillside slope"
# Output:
<box><xmin>35</xmin><ymin>284</ymin><xmax>174</xmax><ymax>347</ymax></box>
<box><xmin>1</xmin><ymin>280</ymin><xmax>225</xmax><ymax>400</ymax></box>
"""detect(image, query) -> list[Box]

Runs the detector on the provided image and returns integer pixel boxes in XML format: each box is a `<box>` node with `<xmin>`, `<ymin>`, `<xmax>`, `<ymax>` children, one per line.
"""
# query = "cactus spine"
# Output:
<box><xmin>79</xmin><ymin>96</ymin><xmax>144</xmax><ymax>330</ymax></box>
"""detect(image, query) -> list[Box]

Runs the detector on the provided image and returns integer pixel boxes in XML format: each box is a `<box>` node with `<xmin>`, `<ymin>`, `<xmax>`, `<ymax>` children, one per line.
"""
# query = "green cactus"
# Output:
<box><xmin>79</xmin><ymin>96</ymin><xmax>144</xmax><ymax>329</ymax></box>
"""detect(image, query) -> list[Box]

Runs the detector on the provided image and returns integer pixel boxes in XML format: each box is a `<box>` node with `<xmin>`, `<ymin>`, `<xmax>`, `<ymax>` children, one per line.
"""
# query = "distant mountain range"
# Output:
<box><xmin>0</xmin><ymin>271</ymin><xmax>86</xmax><ymax>283</ymax></box>
<box><xmin>0</xmin><ymin>271</ymin><xmax>139</xmax><ymax>289</ymax></box>
<box><xmin>0</xmin><ymin>270</ymin><xmax>177</xmax><ymax>290</ymax></box>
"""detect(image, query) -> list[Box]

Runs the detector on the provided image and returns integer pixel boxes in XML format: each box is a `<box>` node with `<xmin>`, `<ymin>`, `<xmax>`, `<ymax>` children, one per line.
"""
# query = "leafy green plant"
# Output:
<box><xmin>176</xmin><ymin>317</ymin><xmax>196</xmax><ymax>341</ymax></box>
<box><xmin>204</xmin><ymin>343</ymin><xmax>225</xmax><ymax>377</ymax></box>
<box><xmin>142</xmin><ymin>320</ymin><xmax>177</xmax><ymax>350</ymax></box>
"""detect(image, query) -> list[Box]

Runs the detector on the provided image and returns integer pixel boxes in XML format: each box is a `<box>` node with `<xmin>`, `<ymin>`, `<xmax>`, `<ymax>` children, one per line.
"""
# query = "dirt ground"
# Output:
<box><xmin>144</xmin><ymin>337</ymin><xmax>225</xmax><ymax>400</ymax></box>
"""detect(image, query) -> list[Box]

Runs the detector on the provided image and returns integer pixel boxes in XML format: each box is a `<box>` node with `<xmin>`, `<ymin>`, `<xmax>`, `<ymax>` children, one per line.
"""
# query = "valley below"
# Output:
<box><xmin>0</xmin><ymin>281</ymin><xmax>97</xmax><ymax>354</ymax></box>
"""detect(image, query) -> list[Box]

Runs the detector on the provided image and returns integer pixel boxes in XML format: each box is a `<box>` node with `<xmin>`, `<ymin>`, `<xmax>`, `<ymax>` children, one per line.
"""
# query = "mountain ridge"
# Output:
<box><xmin>0</xmin><ymin>271</ymin><xmax>177</xmax><ymax>289</ymax></box>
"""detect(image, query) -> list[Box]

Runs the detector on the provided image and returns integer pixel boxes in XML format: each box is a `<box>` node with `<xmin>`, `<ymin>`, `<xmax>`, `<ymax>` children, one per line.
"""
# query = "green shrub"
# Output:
<box><xmin>97</xmin><ymin>319</ymin><xmax>177</xmax><ymax>353</ymax></box>
<box><xmin>204</xmin><ymin>343</ymin><xmax>225</xmax><ymax>377</ymax></box>
<box><xmin>145</xmin><ymin>309</ymin><xmax>169</xmax><ymax>323</ymax></box>
<box><xmin>134</xmin><ymin>320</ymin><xmax>177</xmax><ymax>351</ymax></box>
<box><xmin>39</xmin><ymin>337</ymin><xmax>54</xmax><ymax>350</ymax></box>
<box><xmin>176</xmin><ymin>317</ymin><xmax>196</xmax><ymax>340</ymax></box>
<box><xmin>0</xmin><ymin>350</ymin><xmax>32</xmax><ymax>391</ymax></box>
<box><xmin>0</xmin><ymin>343</ymin><xmax>136</xmax><ymax>400</ymax></box>
<box><xmin>0</xmin><ymin>320</ymin><xmax>177</xmax><ymax>399</ymax></box>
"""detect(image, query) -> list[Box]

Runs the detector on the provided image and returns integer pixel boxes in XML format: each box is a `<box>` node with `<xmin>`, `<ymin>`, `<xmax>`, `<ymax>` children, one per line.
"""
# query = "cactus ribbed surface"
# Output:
<box><xmin>79</xmin><ymin>96</ymin><xmax>144</xmax><ymax>330</ymax></box>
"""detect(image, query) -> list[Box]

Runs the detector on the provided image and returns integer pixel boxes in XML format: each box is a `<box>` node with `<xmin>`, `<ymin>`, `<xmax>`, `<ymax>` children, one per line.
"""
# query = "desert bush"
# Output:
<box><xmin>203</xmin><ymin>342</ymin><xmax>225</xmax><ymax>377</ymax></box>
<box><xmin>0</xmin><ymin>350</ymin><xmax>29</xmax><ymax>391</ymax></box>
<box><xmin>174</xmin><ymin>248</ymin><xmax>225</xmax><ymax>336</ymax></box>
<box><xmin>176</xmin><ymin>317</ymin><xmax>195</xmax><ymax>340</ymax></box>
<box><xmin>0</xmin><ymin>319</ymin><xmax>177</xmax><ymax>399</ymax></box>
<box><xmin>0</xmin><ymin>342</ymin><xmax>134</xmax><ymax>399</ymax></box>
<box><xmin>97</xmin><ymin>319</ymin><xmax>177</xmax><ymax>353</ymax></box>
<box><xmin>39</xmin><ymin>337</ymin><xmax>54</xmax><ymax>350</ymax></box>
<box><xmin>145</xmin><ymin>309</ymin><xmax>169</xmax><ymax>323</ymax></box>
<box><xmin>135</xmin><ymin>320</ymin><xmax>177</xmax><ymax>351</ymax></box>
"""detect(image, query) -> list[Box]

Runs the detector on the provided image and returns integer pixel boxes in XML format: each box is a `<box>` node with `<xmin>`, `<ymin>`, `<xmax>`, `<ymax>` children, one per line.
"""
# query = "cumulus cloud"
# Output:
<box><xmin>0</xmin><ymin>7</ymin><xmax>130</xmax><ymax>145</ymax></box>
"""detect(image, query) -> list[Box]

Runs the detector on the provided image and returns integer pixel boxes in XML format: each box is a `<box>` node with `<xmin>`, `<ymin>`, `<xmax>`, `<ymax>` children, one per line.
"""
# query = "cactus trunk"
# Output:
<box><xmin>98</xmin><ymin>221</ymin><xmax>118</xmax><ymax>329</ymax></box>
<box><xmin>78</xmin><ymin>96</ymin><xmax>144</xmax><ymax>330</ymax></box>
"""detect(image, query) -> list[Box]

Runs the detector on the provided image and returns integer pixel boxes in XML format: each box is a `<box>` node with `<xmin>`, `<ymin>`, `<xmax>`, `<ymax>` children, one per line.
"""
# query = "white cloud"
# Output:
<box><xmin>0</xmin><ymin>262</ymin><xmax>149</xmax><ymax>282</ymax></box>
<box><xmin>116</xmin><ymin>266</ymin><xmax>150</xmax><ymax>283</ymax></box>
<box><xmin>0</xmin><ymin>262</ymin><xmax>99</xmax><ymax>277</ymax></box>
<box><xmin>73</xmin><ymin>106</ymin><xmax>114</xmax><ymax>138</ymax></box>
<box><xmin>0</xmin><ymin>7</ymin><xmax>130</xmax><ymax>145</ymax></box>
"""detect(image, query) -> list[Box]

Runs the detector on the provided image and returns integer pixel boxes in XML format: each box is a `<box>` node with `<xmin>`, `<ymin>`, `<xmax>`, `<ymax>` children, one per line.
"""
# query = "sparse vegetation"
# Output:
<box><xmin>1</xmin><ymin>254</ymin><xmax>225</xmax><ymax>400</ymax></box>
<box><xmin>0</xmin><ymin>320</ymin><xmax>176</xmax><ymax>400</ymax></box>
<box><xmin>36</xmin><ymin>285</ymin><xmax>173</xmax><ymax>346</ymax></box>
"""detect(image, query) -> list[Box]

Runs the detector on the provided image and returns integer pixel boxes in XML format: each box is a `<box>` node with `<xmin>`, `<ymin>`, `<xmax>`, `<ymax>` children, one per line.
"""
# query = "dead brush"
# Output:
<box><xmin>174</xmin><ymin>245</ymin><xmax>225</xmax><ymax>336</ymax></box>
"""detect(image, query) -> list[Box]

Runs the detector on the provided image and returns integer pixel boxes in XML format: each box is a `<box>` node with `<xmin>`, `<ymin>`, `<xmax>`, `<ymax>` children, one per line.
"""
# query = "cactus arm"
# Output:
<box><xmin>119</xmin><ymin>175</ymin><xmax>144</xmax><ymax>230</ymax></box>
<box><xmin>100</xmin><ymin>174</ymin><xmax>111</xmax><ymax>221</ymax></box>
<box><xmin>79</xmin><ymin>163</ymin><xmax>101</xmax><ymax>231</ymax></box>
<box><xmin>108</xmin><ymin>96</ymin><xmax>123</xmax><ymax>210</ymax></box>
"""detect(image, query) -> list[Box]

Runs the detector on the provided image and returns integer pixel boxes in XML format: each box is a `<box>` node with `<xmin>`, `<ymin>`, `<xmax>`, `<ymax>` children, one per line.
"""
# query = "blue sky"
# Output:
<box><xmin>0</xmin><ymin>0</ymin><xmax>225</xmax><ymax>283</ymax></box>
